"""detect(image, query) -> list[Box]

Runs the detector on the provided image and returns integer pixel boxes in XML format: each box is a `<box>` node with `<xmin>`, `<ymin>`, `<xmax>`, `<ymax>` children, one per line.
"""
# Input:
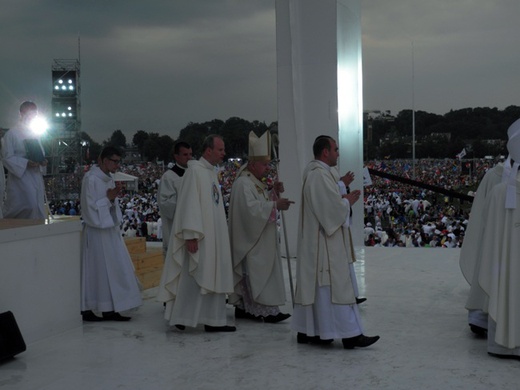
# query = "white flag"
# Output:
<box><xmin>456</xmin><ymin>148</ymin><xmax>467</xmax><ymax>159</ymax></box>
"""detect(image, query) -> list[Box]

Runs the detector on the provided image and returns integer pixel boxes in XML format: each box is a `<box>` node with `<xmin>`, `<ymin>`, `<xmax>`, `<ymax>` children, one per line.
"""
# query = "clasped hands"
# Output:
<box><xmin>106</xmin><ymin>182</ymin><xmax>124</xmax><ymax>201</ymax></box>
<box><xmin>27</xmin><ymin>159</ymin><xmax>47</xmax><ymax>168</ymax></box>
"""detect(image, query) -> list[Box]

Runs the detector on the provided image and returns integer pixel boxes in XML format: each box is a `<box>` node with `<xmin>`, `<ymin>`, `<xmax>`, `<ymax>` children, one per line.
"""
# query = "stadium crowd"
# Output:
<box><xmin>48</xmin><ymin>157</ymin><xmax>498</xmax><ymax>248</ymax></box>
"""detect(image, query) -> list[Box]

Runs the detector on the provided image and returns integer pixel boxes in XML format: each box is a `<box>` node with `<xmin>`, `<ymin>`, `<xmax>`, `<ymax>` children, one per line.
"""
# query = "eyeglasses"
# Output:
<box><xmin>108</xmin><ymin>158</ymin><xmax>121</xmax><ymax>164</ymax></box>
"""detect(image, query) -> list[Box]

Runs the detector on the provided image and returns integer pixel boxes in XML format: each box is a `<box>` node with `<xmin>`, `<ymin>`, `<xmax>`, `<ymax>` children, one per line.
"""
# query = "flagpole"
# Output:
<box><xmin>411</xmin><ymin>41</ymin><xmax>416</xmax><ymax>180</ymax></box>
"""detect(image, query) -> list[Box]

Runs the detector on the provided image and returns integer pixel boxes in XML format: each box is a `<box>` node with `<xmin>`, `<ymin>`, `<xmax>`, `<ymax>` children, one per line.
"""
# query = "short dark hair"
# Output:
<box><xmin>19</xmin><ymin>101</ymin><xmax>37</xmax><ymax>114</ymax></box>
<box><xmin>202</xmin><ymin>134</ymin><xmax>222</xmax><ymax>152</ymax></box>
<box><xmin>313</xmin><ymin>135</ymin><xmax>333</xmax><ymax>158</ymax></box>
<box><xmin>99</xmin><ymin>146</ymin><xmax>122</xmax><ymax>160</ymax></box>
<box><xmin>174</xmin><ymin>140</ymin><xmax>191</xmax><ymax>155</ymax></box>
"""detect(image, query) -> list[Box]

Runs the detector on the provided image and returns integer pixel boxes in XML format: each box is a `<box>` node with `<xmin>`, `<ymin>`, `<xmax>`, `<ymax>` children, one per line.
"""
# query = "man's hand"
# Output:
<box><xmin>27</xmin><ymin>160</ymin><xmax>40</xmax><ymax>168</ymax></box>
<box><xmin>276</xmin><ymin>198</ymin><xmax>295</xmax><ymax>211</ymax></box>
<box><xmin>273</xmin><ymin>181</ymin><xmax>285</xmax><ymax>195</ymax></box>
<box><xmin>186</xmin><ymin>239</ymin><xmax>198</xmax><ymax>253</ymax></box>
<box><xmin>340</xmin><ymin>171</ymin><xmax>355</xmax><ymax>187</ymax></box>
<box><xmin>343</xmin><ymin>189</ymin><xmax>361</xmax><ymax>205</ymax></box>
<box><xmin>106</xmin><ymin>182</ymin><xmax>123</xmax><ymax>201</ymax></box>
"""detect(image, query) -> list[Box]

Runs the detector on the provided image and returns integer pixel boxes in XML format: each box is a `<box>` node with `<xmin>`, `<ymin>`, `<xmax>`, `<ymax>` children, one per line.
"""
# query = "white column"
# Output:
<box><xmin>276</xmin><ymin>0</ymin><xmax>363</xmax><ymax>254</ymax></box>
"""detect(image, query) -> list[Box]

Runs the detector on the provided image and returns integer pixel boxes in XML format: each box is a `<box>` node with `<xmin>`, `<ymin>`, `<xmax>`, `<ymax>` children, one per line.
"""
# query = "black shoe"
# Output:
<box><xmin>356</xmin><ymin>297</ymin><xmax>367</xmax><ymax>304</ymax></box>
<box><xmin>342</xmin><ymin>334</ymin><xmax>380</xmax><ymax>349</ymax></box>
<box><xmin>488</xmin><ymin>352</ymin><xmax>520</xmax><ymax>360</ymax></box>
<box><xmin>235</xmin><ymin>307</ymin><xmax>261</xmax><ymax>321</ymax></box>
<box><xmin>175</xmin><ymin>324</ymin><xmax>185</xmax><ymax>330</ymax></box>
<box><xmin>297</xmin><ymin>332</ymin><xmax>334</xmax><ymax>345</ymax></box>
<box><xmin>204</xmin><ymin>325</ymin><xmax>236</xmax><ymax>332</ymax></box>
<box><xmin>81</xmin><ymin>310</ymin><xmax>103</xmax><ymax>322</ymax></box>
<box><xmin>102</xmin><ymin>311</ymin><xmax>131</xmax><ymax>321</ymax></box>
<box><xmin>470</xmin><ymin>324</ymin><xmax>487</xmax><ymax>338</ymax></box>
<box><xmin>263</xmin><ymin>313</ymin><xmax>291</xmax><ymax>323</ymax></box>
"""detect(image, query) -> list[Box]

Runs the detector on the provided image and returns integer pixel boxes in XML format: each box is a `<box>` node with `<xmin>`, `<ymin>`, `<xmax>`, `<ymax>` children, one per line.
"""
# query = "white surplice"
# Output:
<box><xmin>291</xmin><ymin>160</ymin><xmax>362</xmax><ymax>339</ymax></box>
<box><xmin>1</xmin><ymin>125</ymin><xmax>46</xmax><ymax>219</ymax></box>
<box><xmin>80</xmin><ymin>165</ymin><xmax>142</xmax><ymax>313</ymax></box>
<box><xmin>478</xmin><ymin>181</ymin><xmax>520</xmax><ymax>353</ymax></box>
<box><xmin>157</xmin><ymin>166</ymin><xmax>184</xmax><ymax>253</ymax></box>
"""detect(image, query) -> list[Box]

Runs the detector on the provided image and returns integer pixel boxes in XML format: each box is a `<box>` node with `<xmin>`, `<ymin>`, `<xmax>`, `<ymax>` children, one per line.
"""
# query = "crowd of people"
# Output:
<box><xmin>45</xmin><ymin>155</ymin><xmax>501</xmax><ymax>250</ymax></box>
<box><xmin>361</xmin><ymin>158</ymin><xmax>497</xmax><ymax>248</ymax></box>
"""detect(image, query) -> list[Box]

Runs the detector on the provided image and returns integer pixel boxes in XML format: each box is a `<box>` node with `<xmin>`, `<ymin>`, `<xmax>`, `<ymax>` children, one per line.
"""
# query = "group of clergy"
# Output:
<box><xmin>155</xmin><ymin>131</ymin><xmax>380</xmax><ymax>349</ymax></box>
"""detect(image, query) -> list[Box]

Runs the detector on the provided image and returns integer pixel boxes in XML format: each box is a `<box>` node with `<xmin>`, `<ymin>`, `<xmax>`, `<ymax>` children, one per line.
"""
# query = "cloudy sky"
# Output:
<box><xmin>1</xmin><ymin>1</ymin><xmax>519</xmax><ymax>143</ymax></box>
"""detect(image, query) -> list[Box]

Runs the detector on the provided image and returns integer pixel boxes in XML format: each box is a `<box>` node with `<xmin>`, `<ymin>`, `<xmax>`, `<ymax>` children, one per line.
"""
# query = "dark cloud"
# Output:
<box><xmin>1</xmin><ymin>1</ymin><xmax>519</xmax><ymax>143</ymax></box>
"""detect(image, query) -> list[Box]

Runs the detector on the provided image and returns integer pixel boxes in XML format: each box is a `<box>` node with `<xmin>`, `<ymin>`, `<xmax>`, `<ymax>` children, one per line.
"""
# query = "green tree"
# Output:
<box><xmin>106</xmin><ymin>129</ymin><xmax>127</xmax><ymax>149</ymax></box>
<box><xmin>157</xmin><ymin>135</ymin><xmax>175</xmax><ymax>162</ymax></box>
<box><xmin>178</xmin><ymin>120</ymin><xmax>223</xmax><ymax>157</ymax></box>
<box><xmin>142</xmin><ymin>133</ymin><xmax>161</xmax><ymax>161</ymax></box>
<box><xmin>132</xmin><ymin>130</ymin><xmax>149</xmax><ymax>156</ymax></box>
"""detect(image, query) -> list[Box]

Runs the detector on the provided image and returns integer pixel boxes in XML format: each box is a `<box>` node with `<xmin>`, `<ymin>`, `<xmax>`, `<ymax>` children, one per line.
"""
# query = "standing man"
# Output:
<box><xmin>228</xmin><ymin>131</ymin><xmax>293</xmax><ymax>323</ymax></box>
<box><xmin>459</xmin><ymin>119</ymin><xmax>520</xmax><ymax>337</ymax></box>
<box><xmin>157</xmin><ymin>141</ymin><xmax>193</xmax><ymax>254</ymax></box>
<box><xmin>1</xmin><ymin>101</ymin><xmax>47</xmax><ymax>219</ymax></box>
<box><xmin>157</xmin><ymin>135</ymin><xmax>235</xmax><ymax>332</ymax></box>
<box><xmin>80</xmin><ymin>146</ymin><xmax>142</xmax><ymax>322</ymax></box>
<box><xmin>476</xmin><ymin>127</ymin><xmax>520</xmax><ymax>358</ymax></box>
<box><xmin>460</xmin><ymin>118</ymin><xmax>520</xmax><ymax>338</ymax></box>
<box><xmin>291</xmin><ymin>135</ymin><xmax>379</xmax><ymax>349</ymax></box>
<box><xmin>0</xmin><ymin>128</ymin><xmax>6</xmax><ymax>218</ymax></box>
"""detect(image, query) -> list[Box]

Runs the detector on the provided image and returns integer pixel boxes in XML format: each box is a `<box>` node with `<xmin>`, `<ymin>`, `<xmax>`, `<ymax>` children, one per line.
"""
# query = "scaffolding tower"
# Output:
<box><xmin>47</xmin><ymin>58</ymin><xmax>82</xmax><ymax>201</ymax></box>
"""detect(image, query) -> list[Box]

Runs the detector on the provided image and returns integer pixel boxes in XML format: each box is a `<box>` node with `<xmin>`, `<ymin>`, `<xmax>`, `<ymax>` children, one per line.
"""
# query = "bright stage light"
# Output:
<box><xmin>52</xmin><ymin>71</ymin><xmax>76</xmax><ymax>96</ymax></box>
<box><xmin>29</xmin><ymin>116</ymin><xmax>49</xmax><ymax>136</ymax></box>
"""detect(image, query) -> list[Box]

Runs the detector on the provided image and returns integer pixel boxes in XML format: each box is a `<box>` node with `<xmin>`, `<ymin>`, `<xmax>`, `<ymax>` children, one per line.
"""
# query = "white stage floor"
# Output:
<box><xmin>1</xmin><ymin>247</ymin><xmax>517</xmax><ymax>390</ymax></box>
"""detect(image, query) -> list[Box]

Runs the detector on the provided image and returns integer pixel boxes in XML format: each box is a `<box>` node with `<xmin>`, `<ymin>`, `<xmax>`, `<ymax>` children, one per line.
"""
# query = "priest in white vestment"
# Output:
<box><xmin>460</xmin><ymin>118</ymin><xmax>520</xmax><ymax>336</ymax></box>
<box><xmin>228</xmin><ymin>131</ymin><xmax>293</xmax><ymax>323</ymax></box>
<box><xmin>157</xmin><ymin>141</ymin><xmax>193</xmax><ymax>255</ymax></box>
<box><xmin>474</xmin><ymin>119</ymin><xmax>520</xmax><ymax>359</ymax></box>
<box><xmin>80</xmin><ymin>146</ymin><xmax>142</xmax><ymax>322</ymax></box>
<box><xmin>0</xmin><ymin>128</ymin><xmax>5</xmax><ymax>218</ymax></box>
<box><xmin>157</xmin><ymin>135</ymin><xmax>236</xmax><ymax>332</ymax></box>
<box><xmin>1</xmin><ymin>101</ymin><xmax>47</xmax><ymax>219</ymax></box>
<box><xmin>291</xmin><ymin>136</ymin><xmax>379</xmax><ymax>349</ymax></box>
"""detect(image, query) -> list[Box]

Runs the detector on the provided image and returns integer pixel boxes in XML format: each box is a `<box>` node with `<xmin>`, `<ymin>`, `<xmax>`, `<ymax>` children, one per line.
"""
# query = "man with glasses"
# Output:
<box><xmin>80</xmin><ymin>146</ymin><xmax>142</xmax><ymax>322</ymax></box>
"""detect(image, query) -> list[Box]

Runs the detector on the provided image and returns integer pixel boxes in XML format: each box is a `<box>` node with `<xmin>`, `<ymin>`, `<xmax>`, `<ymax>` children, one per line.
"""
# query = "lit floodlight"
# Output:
<box><xmin>52</xmin><ymin>98</ymin><xmax>77</xmax><ymax>120</ymax></box>
<box><xmin>52</xmin><ymin>70</ymin><xmax>76</xmax><ymax>96</ymax></box>
<box><xmin>29</xmin><ymin>116</ymin><xmax>49</xmax><ymax>136</ymax></box>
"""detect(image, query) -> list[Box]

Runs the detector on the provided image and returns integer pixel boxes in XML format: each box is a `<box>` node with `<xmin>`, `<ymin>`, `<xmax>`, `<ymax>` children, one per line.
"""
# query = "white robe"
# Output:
<box><xmin>228</xmin><ymin>168</ymin><xmax>286</xmax><ymax>307</ymax></box>
<box><xmin>459</xmin><ymin>164</ymin><xmax>508</xmax><ymax>327</ymax></box>
<box><xmin>80</xmin><ymin>165</ymin><xmax>142</xmax><ymax>313</ymax></box>
<box><xmin>460</xmin><ymin>164</ymin><xmax>504</xmax><ymax>285</ymax></box>
<box><xmin>291</xmin><ymin>160</ymin><xmax>362</xmax><ymax>339</ymax></box>
<box><xmin>157</xmin><ymin>158</ymin><xmax>233</xmax><ymax>327</ymax></box>
<box><xmin>478</xmin><ymin>181</ymin><xmax>520</xmax><ymax>351</ymax></box>
<box><xmin>1</xmin><ymin>125</ymin><xmax>46</xmax><ymax>219</ymax></box>
<box><xmin>0</xmin><ymin>160</ymin><xmax>4</xmax><ymax>218</ymax></box>
<box><xmin>294</xmin><ymin>160</ymin><xmax>355</xmax><ymax>305</ymax></box>
<box><xmin>157</xmin><ymin>167</ymin><xmax>184</xmax><ymax>252</ymax></box>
